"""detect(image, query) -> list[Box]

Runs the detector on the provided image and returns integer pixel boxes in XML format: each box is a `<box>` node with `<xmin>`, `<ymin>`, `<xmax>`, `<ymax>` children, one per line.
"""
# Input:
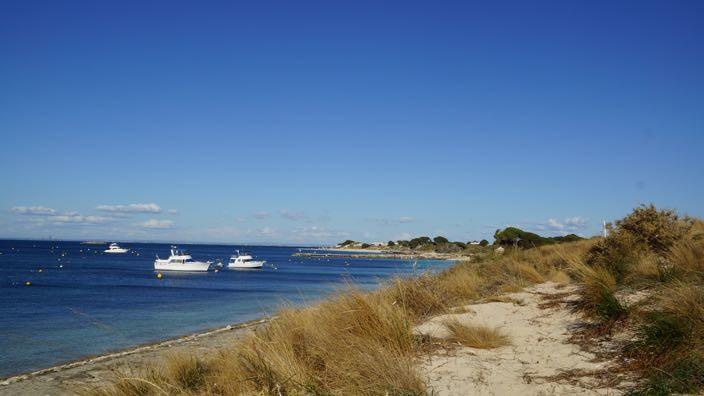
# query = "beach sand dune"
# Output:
<box><xmin>416</xmin><ymin>282</ymin><xmax>621</xmax><ymax>395</ymax></box>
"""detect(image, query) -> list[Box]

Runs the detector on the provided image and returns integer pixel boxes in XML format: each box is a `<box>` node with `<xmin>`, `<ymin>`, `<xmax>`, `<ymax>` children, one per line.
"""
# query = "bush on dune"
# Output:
<box><xmin>585</xmin><ymin>205</ymin><xmax>692</xmax><ymax>282</ymax></box>
<box><xmin>573</xmin><ymin>204</ymin><xmax>704</xmax><ymax>395</ymax></box>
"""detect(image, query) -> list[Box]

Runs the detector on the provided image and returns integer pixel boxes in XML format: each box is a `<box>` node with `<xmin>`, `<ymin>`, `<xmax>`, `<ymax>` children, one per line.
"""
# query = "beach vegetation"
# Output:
<box><xmin>409</xmin><ymin>236</ymin><xmax>431</xmax><ymax>249</ymax></box>
<box><xmin>433</xmin><ymin>236</ymin><xmax>449</xmax><ymax>244</ymax></box>
<box><xmin>442</xmin><ymin>318</ymin><xmax>510</xmax><ymax>349</ymax></box>
<box><xmin>494</xmin><ymin>227</ymin><xmax>583</xmax><ymax>249</ymax></box>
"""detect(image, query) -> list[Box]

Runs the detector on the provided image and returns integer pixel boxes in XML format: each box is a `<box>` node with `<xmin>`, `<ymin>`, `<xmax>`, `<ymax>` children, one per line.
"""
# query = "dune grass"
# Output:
<box><xmin>567</xmin><ymin>205</ymin><xmax>704</xmax><ymax>395</ymax></box>
<box><xmin>568</xmin><ymin>258</ymin><xmax>628</xmax><ymax>321</ymax></box>
<box><xmin>443</xmin><ymin>318</ymin><xmax>510</xmax><ymax>349</ymax></box>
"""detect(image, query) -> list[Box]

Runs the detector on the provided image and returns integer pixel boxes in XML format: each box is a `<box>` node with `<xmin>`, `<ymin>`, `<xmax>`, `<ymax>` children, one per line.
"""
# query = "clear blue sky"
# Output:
<box><xmin>1</xmin><ymin>1</ymin><xmax>702</xmax><ymax>244</ymax></box>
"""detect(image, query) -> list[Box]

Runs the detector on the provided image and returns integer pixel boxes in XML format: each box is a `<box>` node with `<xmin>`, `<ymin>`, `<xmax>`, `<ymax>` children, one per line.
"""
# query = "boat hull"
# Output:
<box><xmin>104</xmin><ymin>249</ymin><xmax>129</xmax><ymax>253</ymax></box>
<box><xmin>228</xmin><ymin>260</ymin><xmax>265</xmax><ymax>269</ymax></box>
<box><xmin>154</xmin><ymin>260</ymin><xmax>211</xmax><ymax>272</ymax></box>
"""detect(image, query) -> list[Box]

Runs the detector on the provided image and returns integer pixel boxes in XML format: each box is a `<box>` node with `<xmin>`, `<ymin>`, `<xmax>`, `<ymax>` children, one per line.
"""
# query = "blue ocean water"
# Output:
<box><xmin>0</xmin><ymin>240</ymin><xmax>451</xmax><ymax>378</ymax></box>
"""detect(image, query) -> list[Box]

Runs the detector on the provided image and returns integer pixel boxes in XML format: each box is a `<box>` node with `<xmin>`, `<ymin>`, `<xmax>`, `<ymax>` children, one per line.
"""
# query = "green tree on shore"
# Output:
<box><xmin>433</xmin><ymin>236</ymin><xmax>449</xmax><ymax>244</ymax></box>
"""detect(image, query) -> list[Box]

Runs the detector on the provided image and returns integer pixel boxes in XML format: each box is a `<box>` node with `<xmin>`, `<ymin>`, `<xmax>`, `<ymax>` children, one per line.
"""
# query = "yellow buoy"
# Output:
<box><xmin>156</xmin><ymin>273</ymin><xmax>163</xmax><ymax>279</ymax></box>
<box><xmin>25</xmin><ymin>281</ymin><xmax>32</xmax><ymax>286</ymax></box>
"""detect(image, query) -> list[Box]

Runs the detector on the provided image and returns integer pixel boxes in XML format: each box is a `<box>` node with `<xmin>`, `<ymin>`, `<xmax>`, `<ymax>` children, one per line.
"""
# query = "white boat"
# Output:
<box><xmin>104</xmin><ymin>243</ymin><xmax>129</xmax><ymax>254</ymax></box>
<box><xmin>154</xmin><ymin>247</ymin><xmax>211</xmax><ymax>272</ymax></box>
<box><xmin>227</xmin><ymin>250</ymin><xmax>265</xmax><ymax>269</ymax></box>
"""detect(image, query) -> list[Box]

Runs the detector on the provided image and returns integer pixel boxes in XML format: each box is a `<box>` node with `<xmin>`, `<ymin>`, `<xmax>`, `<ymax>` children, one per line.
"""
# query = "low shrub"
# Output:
<box><xmin>612</xmin><ymin>204</ymin><xmax>688</xmax><ymax>254</ymax></box>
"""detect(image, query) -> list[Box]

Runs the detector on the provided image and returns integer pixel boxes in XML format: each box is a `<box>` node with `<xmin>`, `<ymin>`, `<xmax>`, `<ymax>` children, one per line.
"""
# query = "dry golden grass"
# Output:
<box><xmin>382</xmin><ymin>275</ymin><xmax>447</xmax><ymax>319</ymax></box>
<box><xmin>89</xmin><ymin>353</ymin><xmax>210</xmax><ymax>396</ymax></box>
<box><xmin>658</xmin><ymin>283</ymin><xmax>704</xmax><ymax>341</ymax></box>
<box><xmin>625</xmin><ymin>252</ymin><xmax>662</xmax><ymax>284</ymax></box>
<box><xmin>215</xmin><ymin>290</ymin><xmax>423</xmax><ymax>395</ymax></box>
<box><xmin>668</xmin><ymin>237</ymin><xmax>704</xmax><ymax>276</ymax></box>
<box><xmin>567</xmin><ymin>255</ymin><xmax>628</xmax><ymax>320</ymax></box>
<box><xmin>629</xmin><ymin>283</ymin><xmax>704</xmax><ymax>394</ymax></box>
<box><xmin>686</xmin><ymin>218</ymin><xmax>704</xmax><ymax>239</ymax></box>
<box><xmin>434</xmin><ymin>265</ymin><xmax>483</xmax><ymax>303</ymax></box>
<box><xmin>442</xmin><ymin>318</ymin><xmax>510</xmax><ymax>349</ymax></box>
<box><xmin>547</xmin><ymin>269</ymin><xmax>572</xmax><ymax>284</ymax></box>
<box><xmin>572</xmin><ymin>207</ymin><xmax>704</xmax><ymax>394</ymax></box>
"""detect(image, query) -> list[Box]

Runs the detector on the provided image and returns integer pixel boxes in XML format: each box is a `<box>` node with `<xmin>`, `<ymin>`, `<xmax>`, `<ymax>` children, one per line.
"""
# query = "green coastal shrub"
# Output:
<box><xmin>493</xmin><ymin>227</ymin><xmax>582</xmax><ymax>248</ymax></box>
<box><xmin>409</xmin><ymin>237</ymin><xmax>431</xmax><ymax>249</ymax></box>
<box><xmin>433</xmin><ymin>236</ymin><xmax>449</xmax><ymax>244</ymax></box>
<box><xmin>586</xmin><ymin>204</ymin><xmax>692</xmax><ymax>283</ymax></box>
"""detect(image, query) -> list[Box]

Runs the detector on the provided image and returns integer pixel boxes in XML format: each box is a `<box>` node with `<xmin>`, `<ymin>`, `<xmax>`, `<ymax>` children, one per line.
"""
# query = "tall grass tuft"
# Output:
<box><xmin>443</xmin><ymin>318</ymin><xmax>510</xmax><ymax>349</ymax></box>
<box><xmin>568</xmin><ymin>257</ymin><xmax>628</xmax><ymax>321</ymax></box>
<box><xmin>382</xmin><ymin>275</ymin><xmax>447</xmax><ymax>319</ymax></box>
<box><xmin>164</xmin><ymin>353</ymin><xmax>209</xmax><ymax>391</ymax></box>
<box><xmin>218</xmin><ymin>290</ymin><xmax>423</xmax><ymax>394</ymax></box>
<box><xmin>667</xmin><ymin>237</ymin><xmax>704</xmax><ymax>278</ymax></box>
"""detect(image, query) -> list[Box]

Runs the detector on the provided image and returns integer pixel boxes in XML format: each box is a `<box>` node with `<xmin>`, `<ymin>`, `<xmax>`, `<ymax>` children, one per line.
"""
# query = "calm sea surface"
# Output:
<box><xmin>0</xmin><ymin>240</ymin><xmax>451</xmax><ymax>378</ymax></box>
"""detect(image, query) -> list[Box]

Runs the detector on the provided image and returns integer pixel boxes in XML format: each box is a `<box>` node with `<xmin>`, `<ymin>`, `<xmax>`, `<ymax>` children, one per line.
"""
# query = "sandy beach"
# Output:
<box><xmin>0</xmin><ymin>318</ymin><xmax>268</xmax><ymax>396</ymax></box>
<box><xmin>416</xmin><ymin>282</ymin><xmax>623</xmax><ymax>395</ymax></box>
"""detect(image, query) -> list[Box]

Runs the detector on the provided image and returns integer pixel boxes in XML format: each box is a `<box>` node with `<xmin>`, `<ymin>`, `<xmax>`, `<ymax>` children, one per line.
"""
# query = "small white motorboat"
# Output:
<box><xmin>104</xmin><ymin>243</ymin><xmax>129</xmax><ymax>254</ymax></box>
<box><xmin>227</xmin><ymin>250</ymin><xmax>265</xmax><ymax>269</ymax></box>
<box><xmin>154</xmin><ymin>246</ymin><xmax>211</xmax><ymax>272</ymax></box>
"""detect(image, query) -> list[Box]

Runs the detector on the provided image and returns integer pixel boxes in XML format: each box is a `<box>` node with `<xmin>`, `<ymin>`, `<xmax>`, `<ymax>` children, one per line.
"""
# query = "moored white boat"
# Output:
<box><xmin>104</xmin><ymin>243</ymin><xmax>129</xmax><ymax>254</ymax></box>
<box><xmin>154</xmin><ymin>247</ymin><xmax>211</xmax><ymax>272</ymax></box>
<box><xmin>228</xmin><ymin>250</ymin><xmax>265</xmax><ymax>269</ymax></box>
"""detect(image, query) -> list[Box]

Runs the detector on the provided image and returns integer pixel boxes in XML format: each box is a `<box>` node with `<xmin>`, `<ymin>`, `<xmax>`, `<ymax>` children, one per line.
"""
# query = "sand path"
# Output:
<box><xmin>416</xmin><ymin>282</ymin><xmax>621</xmax><ymax>395</ymax></box>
